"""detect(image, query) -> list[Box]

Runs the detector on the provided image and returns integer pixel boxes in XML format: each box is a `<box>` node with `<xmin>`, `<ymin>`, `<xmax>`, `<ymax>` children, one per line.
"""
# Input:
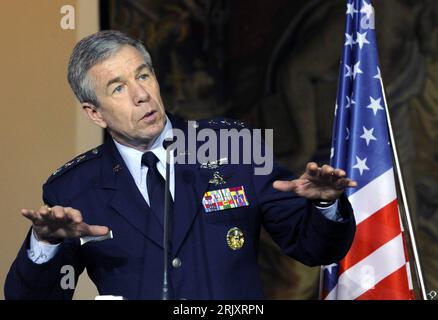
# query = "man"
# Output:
<box><xmin>5</xmin><ymin>30</ymin><xmax>356</xmax><ymax>300</ymax></box>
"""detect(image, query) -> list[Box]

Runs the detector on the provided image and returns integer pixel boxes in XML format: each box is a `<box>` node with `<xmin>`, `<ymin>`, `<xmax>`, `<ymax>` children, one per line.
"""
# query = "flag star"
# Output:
<box><xmin>346</xmin><ymin>95</ymin><xmax>355</xmax><ymax>109</ymax></box>
<box><xmin>360</xmin><ymin>126</ymin><xmax>377</xmax><ymax>146</ymax></box>
<box><xmin>345</xmin><ymin>33</ymin><xmax>354</xmax><ymax>47</ymax></box>
<box><xmin>334</xmin><ymin>102</ymin><xmax>338</xmax><ymax>116</ymax></box>
<box><xmin>353</xmin><ymin>62</ymin><xmax>363</xmax><ymax>79</ymax></box>
<box><xmin>366</xmin><ymin>96</ymin><xmax>384</xmax><ymax>115</ymax></box>
<box><xmin>374</xmin><ymin>67</ymin><xmax>382</xmax><ymax>80</ymax></box>
<box><xmin>360</xmin><ymin>1</ymin><xmax>374</xmax><ymax>19</ymax></box>
<box><xmin>346</xmin><ymin>3</ymin><xmax>357</xmax><ymax>17</ymax></box>
<box><xmin>344</xmin><ymin>64</ymin><xmax>353</xmax><ymax>78</ymax></box>
<box><xmin>355</xmin><ymin>32</ymin><xmax>370</xmax><ymax>49</ymax></box>
<box><xmin>330</xmin><ymin>147</ymin><xmax>334</xmax><ymax>159</ymax></box>
<box><xmin>346</xmin><ymin>127</ymin><xmax>350</xmax><ymax>140</ymax></box>
<box><xmin>353</xmin><ymin>156</ymin><xmax>370</xmax><ymax>175</ymax></box>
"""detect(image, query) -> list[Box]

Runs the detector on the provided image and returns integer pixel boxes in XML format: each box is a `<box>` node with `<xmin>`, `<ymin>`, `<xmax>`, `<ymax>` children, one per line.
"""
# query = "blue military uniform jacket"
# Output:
<box><xmin>5</xmin><ymin>115</ymin><xmax>355</xmax><ymax>299</ymax></box>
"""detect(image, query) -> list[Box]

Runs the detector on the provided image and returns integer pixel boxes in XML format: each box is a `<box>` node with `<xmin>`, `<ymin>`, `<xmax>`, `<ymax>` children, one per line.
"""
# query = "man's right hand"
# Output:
<box><xmin>21</xmin><ymin>205</ymin><xmax>109</xmax><ymax>244</ymax></box>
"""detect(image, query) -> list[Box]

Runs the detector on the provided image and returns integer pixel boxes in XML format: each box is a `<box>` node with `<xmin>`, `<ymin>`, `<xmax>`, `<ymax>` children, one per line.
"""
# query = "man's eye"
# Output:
<box><xmin>138</xmin><ymin>74</ymin><xmax>149</xmax><ymax>80</ymax></box>
<box><xmin>113</xmin><ymin>85</ymin><xmax>123</xmax><ymax>94</ymax></box>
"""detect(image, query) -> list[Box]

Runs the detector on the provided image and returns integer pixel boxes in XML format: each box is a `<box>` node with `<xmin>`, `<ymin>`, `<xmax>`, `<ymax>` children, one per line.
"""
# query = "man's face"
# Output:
<box><xmin>85</xmin><ymin>45</ymin><xmax>166</xmax><ymax>150</ymax></box>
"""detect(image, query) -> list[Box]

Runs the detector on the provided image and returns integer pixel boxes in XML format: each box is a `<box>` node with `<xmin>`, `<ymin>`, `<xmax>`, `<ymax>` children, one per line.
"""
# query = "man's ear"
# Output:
<box><xmin>82</xmin><ymin>103</ymin><xmax>107</xmax><ymax>128</ymax></box>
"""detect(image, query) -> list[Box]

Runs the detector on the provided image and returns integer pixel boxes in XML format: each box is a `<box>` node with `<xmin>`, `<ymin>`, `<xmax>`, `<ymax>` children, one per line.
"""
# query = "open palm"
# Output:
<box><xmin>273</xmin><ymin>162</ymin><xmax>357</xmax><ymax>201</ymax></box>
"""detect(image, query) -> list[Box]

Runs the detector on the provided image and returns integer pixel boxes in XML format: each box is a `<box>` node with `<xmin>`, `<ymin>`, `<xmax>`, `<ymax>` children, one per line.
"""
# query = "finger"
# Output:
<box><xmin>348</xmin><ymin>179</ymin><xmax>358</xmax><ymax>187</ymax></box>
<box><xmin>335</xmin><ymin>178</ymin><xmax>357</xmax><ymax>189</ymax></box>
<box><xmin>334</xmin><ymin>178</ymin><xmax>349</xmax><ymax>189</ymax></box>
<box><xmin>306</xmin><ymin>162</ymin><xmax>319</xmax><ymax>177</ymax></box>
<box><xmin>81</xmin><ymin>224</ymin><xmax>110</xmax><ymax>237</ymax></box>
<box><xmin>38</xmin><ymin>205</ymin><xmax>52</xmax><ymax>218</ymax></box>
<box><xmin>21</xmin><ymin>209</ymin><xmax>39</xmax><ymax>223</ymax></box>
<box><xmin>321</xmin><ymin>164</ymin><xmax>335</xmax><ymax>178</ymax></box>
<box><xmin>50</xmin><ymin>206</ymin><xmax>66</xmax><ymax>220</ymax></box>
<box><xmin>333</xmin><ymin>168</ymin><xmax>346</xmax><ymax>178</ymax></box>
<box><xmin>273</xmin><ymin>180</ymin><xmax>298</xmax><ymax>192</ymax></box>
<box><xmin>64</xmin><ymin>207</ymin><xmax>83</xmax><ymax>224</ymax></box>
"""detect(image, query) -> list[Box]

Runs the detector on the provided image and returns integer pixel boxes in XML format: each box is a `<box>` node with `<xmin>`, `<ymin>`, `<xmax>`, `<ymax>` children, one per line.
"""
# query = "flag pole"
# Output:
<box><xmin>378</xmin><ymin>76</ymin><xmax>428</xmax><ymax>300</ymax></box>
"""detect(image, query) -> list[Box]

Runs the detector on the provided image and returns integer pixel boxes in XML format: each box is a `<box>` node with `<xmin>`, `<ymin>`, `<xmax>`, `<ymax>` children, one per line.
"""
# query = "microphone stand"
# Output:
<box><xmin>162</xmin><ymin>138</ymin><xmax>175</xmax><ymax>300</ymax></box>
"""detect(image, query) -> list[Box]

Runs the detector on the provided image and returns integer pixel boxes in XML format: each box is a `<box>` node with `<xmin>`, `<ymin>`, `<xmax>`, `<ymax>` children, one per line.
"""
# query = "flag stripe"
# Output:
<box><xmin>356</xmin><ymin>265</ymin><xmax>412</xmax><ymax>300</ymax></box>
<box><xmin>326</xmin><ymin>234</ymin><xmax>407</xmax><ymax>300</ymax></box>
<box><xmin>348</xmin><ymin>168</ymin><xmax>396</xmax><ymax>224</ymax></box>
<box><xmin>338</xmin><ymin>199</ymin><xmax>401</xmax><ymax>273</ymax></box>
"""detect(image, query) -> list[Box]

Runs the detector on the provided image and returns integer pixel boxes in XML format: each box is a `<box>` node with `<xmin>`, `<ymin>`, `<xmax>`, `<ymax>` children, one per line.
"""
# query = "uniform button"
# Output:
<box><xmin>172</xmin><ymin>257</ymin><xmax>182</xmax><ymax>268</ymax></box>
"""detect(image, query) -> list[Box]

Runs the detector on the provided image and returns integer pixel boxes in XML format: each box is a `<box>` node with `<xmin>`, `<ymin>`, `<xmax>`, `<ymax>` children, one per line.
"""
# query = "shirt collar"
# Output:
<box><xmin>113</xmin><ymin>115</ymin><xmax>173</xmax><ymax>179</ymax></box>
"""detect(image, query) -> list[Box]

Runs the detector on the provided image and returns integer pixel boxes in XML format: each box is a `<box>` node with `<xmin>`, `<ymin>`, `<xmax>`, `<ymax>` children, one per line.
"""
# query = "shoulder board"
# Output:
<box><xmin>194</xmin><ymin>117</ymin><xmax>247</xmax><ymax>130</ymax></box>
<box><xmin>46</xmin><ymin>145</ymin><xmax>103</xmax><ymax>183</ymax></box>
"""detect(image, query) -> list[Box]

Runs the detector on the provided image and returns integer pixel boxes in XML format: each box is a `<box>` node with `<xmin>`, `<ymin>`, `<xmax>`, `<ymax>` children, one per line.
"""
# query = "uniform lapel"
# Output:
<box><xmin>172</xmin><ymin>162</ymin><xmax>210</xmax><ymax>255</ymax></box>
<box><xmin>169</xmin><ymin>115</ymin><xmax>210</xmax><ymax>255</ymax></box>
<box><xmin>100</xmin><ymin>138</ymin><xmax>163</xmax><ymax>249</ymax></box>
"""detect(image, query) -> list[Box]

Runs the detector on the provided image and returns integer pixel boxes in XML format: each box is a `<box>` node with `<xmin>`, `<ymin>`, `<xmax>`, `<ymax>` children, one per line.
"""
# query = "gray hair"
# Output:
<box><xmin>67</xmin><ymin>30</ymin><xmax>153</xmax><ymax>107</ymax></box>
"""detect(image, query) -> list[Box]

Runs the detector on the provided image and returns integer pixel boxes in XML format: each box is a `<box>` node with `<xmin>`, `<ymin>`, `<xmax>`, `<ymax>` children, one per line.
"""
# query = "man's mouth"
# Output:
<box><xmin>141</xmin><ymin>110</ymin><xmax>157</xmax><ymax>123</ymax></box>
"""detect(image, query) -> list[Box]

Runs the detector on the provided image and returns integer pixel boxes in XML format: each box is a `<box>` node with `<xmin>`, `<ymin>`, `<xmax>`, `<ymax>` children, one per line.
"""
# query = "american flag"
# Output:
<box><xmin>320</xmin><ymin>0</ymin><xmax>414</xmax><ymax>300</ymax></box>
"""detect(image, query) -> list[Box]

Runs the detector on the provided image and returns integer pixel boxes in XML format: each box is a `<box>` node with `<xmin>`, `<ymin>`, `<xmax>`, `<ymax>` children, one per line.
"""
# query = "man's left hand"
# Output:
<box><xmin>273</xmin><ymin>162</ymin><xmax>357</xmax><ymax>201</ymax></box>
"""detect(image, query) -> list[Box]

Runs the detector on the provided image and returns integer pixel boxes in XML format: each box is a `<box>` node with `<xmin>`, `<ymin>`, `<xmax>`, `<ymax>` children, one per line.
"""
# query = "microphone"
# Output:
<box><xmin>161</xmin><ymin>136</ymin><xmax>176</xmax><ymax>300</ymax></box>
<box><xmin>162</xmin><ymin>136</ymin><xmax>177</xmax><ymax>150</ymax></box>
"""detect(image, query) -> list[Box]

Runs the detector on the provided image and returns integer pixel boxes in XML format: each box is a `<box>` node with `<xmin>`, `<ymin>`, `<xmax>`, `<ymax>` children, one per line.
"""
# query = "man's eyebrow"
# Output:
<box><xmin>105</xmin><ymin>64</ymin><xmax>149</xmax><ymax>89</ymax></box>
<box><xmin>135</xmin><ymin>63</ymin><xmax>149</xmax><ymax>74</ymax></box>
<box><xmin>106</xmin><ymin>77</ymin><xmax>122</xmax><ymax>89</ymax></box>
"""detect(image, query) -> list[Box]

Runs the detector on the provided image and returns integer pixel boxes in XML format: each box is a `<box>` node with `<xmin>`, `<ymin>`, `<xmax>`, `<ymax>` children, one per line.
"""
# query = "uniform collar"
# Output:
<box><xmin>113</xmin><ymin>115</ymin><xmax>173</xmax><ymax>182</ymax></box>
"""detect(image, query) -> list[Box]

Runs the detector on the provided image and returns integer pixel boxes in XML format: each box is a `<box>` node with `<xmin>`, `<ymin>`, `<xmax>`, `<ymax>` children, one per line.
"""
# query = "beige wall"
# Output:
<box><xmin>0</xmin><ymin>0</ymin><xmax>101</xmax><ymax>300</ymax></box>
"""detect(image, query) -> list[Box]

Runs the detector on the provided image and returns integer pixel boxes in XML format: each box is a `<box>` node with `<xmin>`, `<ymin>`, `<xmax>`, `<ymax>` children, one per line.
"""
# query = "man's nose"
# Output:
<box><xmin>132</xmin><ymin>83</ymin><xmax>150</xmax><ymax>105</ymax></box>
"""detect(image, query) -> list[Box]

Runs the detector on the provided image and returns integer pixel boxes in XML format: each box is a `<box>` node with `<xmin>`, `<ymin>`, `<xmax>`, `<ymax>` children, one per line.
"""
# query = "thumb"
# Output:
<box><xmin>273</xmin><ymin>180</ymin><xmax>297</xmax><ymax>192</ymax></box>
<box><xmin>83</xmin><ymin>224</ymin><xmax>110</xmax><ymax>237</ymax></box>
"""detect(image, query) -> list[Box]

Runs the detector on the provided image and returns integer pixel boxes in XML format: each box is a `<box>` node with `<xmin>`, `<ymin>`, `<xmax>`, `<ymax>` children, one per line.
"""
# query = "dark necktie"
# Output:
<box><xmin>141</xmin><ymin>151</ymin><xmax>172</xmax><ymax>227</ymax></box>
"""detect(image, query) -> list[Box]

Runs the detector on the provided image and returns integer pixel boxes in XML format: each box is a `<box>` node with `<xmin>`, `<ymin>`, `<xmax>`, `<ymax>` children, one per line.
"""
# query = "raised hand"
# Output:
<box><xmin>273</xmin><ymin>162</ymin><xmax>357</xmax><ymax>201</ymax></box>
<box><xmin>21</xmin><ymin>205</ymin><xmax>109</xmax><ymax>244</ymax></box>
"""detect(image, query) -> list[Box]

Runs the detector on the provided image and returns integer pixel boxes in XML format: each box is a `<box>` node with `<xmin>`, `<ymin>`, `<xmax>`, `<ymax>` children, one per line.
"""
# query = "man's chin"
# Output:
<box><xmin>143</xmin><ymin>122</ymin><xmax>165</xmax><ymax>141</ymax></box>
